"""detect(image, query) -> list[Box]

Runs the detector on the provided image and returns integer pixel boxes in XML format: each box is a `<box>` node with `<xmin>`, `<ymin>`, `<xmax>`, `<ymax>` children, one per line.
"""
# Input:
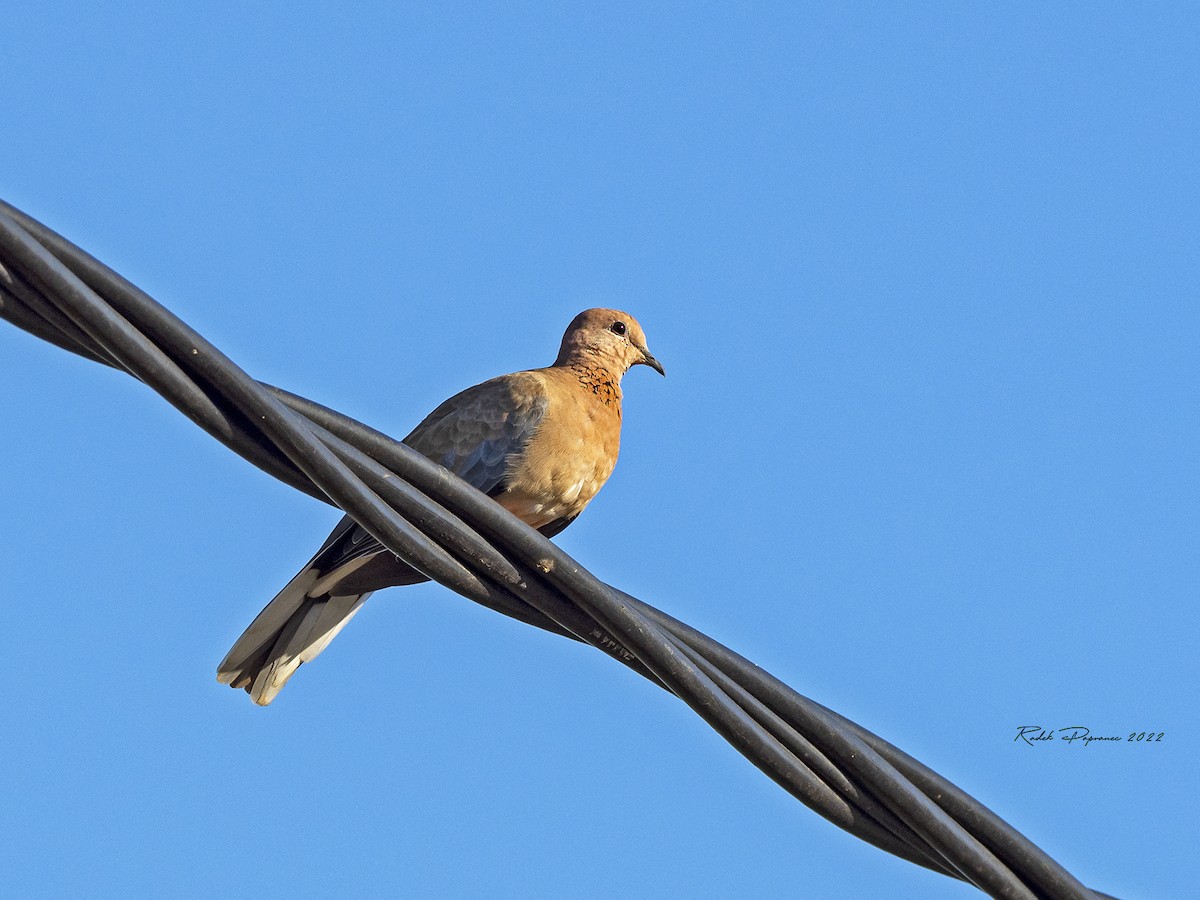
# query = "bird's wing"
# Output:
<box><xmin>306</xmin><ymin>373</ymin><xmax>550</xmax><ymax>592</ymax></box>
<box><xmin>403</xmin><ymin>372</ymin><xmax>549</xmax><ymax>496</ymax></box>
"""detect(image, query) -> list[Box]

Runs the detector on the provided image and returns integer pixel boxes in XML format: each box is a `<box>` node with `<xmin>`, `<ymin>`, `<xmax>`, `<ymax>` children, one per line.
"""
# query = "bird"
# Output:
<box><xmin>217</xmin><ymin>308</ymin><xmax>664</xmax><ymax>705</ymax></box>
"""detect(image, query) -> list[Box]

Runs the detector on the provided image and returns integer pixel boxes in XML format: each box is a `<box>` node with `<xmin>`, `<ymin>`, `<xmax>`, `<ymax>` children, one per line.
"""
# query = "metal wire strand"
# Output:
<box><xmin>0</xmin><ymin>200</ymin><xmax>1116</xmax><ymax>899</ymax></box>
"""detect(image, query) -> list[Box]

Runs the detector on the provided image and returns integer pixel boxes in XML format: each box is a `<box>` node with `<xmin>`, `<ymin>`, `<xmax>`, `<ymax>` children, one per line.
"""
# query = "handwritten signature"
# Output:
<box><xmin>1014</xmin><ymin>726</ymin><xmax>1164</xmax><ymax>747</ymax></box>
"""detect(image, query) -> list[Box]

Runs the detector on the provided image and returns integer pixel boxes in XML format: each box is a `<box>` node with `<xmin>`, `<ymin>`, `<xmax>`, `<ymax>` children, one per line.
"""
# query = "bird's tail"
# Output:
<box><xmin>217</xmin><ymin>564</ymin><xmax>372</xmax><ymax>706</ymax></box>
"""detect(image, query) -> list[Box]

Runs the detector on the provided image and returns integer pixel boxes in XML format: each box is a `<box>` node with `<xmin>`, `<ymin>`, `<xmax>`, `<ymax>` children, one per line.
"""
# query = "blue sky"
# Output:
<box><xmin>2</xmin><ymin>4</ymin><xmax>1195</xmax><ymax>898</ymax></box>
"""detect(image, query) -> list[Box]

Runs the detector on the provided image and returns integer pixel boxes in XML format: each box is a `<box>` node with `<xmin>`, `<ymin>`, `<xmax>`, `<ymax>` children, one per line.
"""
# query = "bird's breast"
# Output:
<box><xmin>498</xmin><ymin>374</ymin><xmax>623</xmax><ymax>529</ymax></box>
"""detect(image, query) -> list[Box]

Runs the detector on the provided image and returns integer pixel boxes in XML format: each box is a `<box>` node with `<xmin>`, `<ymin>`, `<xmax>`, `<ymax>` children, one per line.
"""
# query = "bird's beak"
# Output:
<box><xmin>638</xmin><ymin>347</ymin><xmax>665</xmax><ymax>376</ymax></box>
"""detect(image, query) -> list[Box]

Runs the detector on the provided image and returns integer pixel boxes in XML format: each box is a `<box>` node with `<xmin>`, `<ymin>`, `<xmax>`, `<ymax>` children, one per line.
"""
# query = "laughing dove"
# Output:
<box><xmin>217</xmin><ymin>308</ymin><xmax>663</xmax><ymax>705</ymax></box>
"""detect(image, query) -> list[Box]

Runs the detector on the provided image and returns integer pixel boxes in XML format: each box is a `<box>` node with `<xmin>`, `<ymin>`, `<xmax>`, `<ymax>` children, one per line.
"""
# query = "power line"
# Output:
<box><xmin>0</xmin><ymin>200</ymin><xmax>1115</xmax><ymax>899</ymax></box>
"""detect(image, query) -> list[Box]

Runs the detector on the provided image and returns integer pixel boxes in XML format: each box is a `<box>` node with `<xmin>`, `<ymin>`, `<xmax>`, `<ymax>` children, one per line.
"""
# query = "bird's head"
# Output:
<box><xmin>554</xmin><ymin>308</ymin><xmax>665</xmax><ymax>378</ymax></box>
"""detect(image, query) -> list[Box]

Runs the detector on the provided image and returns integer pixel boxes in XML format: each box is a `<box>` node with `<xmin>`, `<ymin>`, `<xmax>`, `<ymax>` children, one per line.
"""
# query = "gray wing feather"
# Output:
<box><xmin>404</xmin><ymin>374</ymin><xmax>548</xmax><ymax>495</ymax></box>
<box><xmin>307</xmin><ymin>374</ymin><xmax>549</xmax><ymax>592</ymax></box>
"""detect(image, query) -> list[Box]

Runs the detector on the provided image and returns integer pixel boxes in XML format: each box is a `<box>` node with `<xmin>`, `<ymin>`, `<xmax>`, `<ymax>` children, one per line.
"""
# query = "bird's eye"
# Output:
<box><xmin>610</xmin><ymin>321</ymin><xmax>627</xmax><ymax>336</ymax></box>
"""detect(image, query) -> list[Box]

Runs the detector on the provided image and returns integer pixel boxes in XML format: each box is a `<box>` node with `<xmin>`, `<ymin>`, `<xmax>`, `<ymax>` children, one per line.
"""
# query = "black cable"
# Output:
<box><xmin>0</xmin><ymin>199</ymin><xmax>1116</xmax><ymax>899</ymax></box>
